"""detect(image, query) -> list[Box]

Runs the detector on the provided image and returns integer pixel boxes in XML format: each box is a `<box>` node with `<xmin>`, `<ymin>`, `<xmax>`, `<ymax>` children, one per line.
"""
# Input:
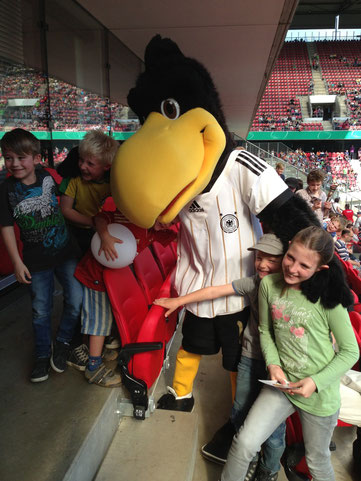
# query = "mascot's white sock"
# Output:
<box><xmin>167</xmin><ymin>386</ymin><xmax>193</xmax><ymax>400</ymax></box>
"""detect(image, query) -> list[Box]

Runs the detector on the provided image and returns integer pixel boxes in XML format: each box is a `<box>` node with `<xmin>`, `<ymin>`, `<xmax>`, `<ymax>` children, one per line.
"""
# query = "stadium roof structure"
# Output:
<box><xmin>293</xmin><ymin>0</ymin><xmax>361</xmax><ymax>29</ymax></box>
<box><xmin>77</xmin><ymin>0</ymin><xmax>298</xmax><ymax>138</ymax></box>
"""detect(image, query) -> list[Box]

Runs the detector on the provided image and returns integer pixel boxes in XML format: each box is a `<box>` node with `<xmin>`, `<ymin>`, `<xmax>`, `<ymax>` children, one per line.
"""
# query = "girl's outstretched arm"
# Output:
<box><xmin>154</xmin><ymin>283</ymin><xmax>234</xmax><ymax>317</ymax></box>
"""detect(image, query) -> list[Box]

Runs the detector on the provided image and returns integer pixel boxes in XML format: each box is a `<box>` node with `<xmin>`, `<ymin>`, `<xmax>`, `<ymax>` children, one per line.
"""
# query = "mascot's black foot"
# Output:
<box><xmin>157</xmin><ymin>393</ymin><xmax>194</xmax><ymax>412</ymax></box>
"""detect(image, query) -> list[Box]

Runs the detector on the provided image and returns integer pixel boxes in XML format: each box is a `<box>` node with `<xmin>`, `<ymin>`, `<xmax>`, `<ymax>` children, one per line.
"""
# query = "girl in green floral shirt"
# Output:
<box><xmin>222</xmin><ymin>226</ymin><xmax>359</xmax><ymax>481</ymax></box>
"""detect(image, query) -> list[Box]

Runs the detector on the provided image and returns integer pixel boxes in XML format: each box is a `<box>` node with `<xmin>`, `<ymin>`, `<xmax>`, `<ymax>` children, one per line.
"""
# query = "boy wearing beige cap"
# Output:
<box><xmin>155</xmin><ymin>234</ymin><xmax>285</xmax><ymax>480</ymax></box>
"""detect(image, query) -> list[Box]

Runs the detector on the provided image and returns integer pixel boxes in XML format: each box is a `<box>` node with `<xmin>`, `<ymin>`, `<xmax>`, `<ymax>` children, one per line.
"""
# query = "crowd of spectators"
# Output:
<box><xmin>0</xmin><ymin>61</ymin><xmax>140</xmax><ymax>133</ymax></box>
<box><xmin>253</xmin><ymin>99</ymin><xmax>323</xmax><ymax>131</ymax></box>
<box><xmin>312</xmin><ymin>106</ymin><xmax>323</xmax><ymax>118</ymax></box>
<box><xmin>275</xmin><ymin>148</ymin><xmax>360</xmax><ymax>192</ymax></box>
<box><xmin>345</xmin><ymin>87</ymin><xmax>361</xmax><ymax>129</ymax></box>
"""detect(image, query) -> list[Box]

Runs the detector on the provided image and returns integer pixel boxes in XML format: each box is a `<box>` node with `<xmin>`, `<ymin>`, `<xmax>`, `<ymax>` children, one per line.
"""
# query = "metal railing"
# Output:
<box><xmin>236</xmin><ymin>137</ymin><xmax>308</xmax><ymax>184</ymax></box>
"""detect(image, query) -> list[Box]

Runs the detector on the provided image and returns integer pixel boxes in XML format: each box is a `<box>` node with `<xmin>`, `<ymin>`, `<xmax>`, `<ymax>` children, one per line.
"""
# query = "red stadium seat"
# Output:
<box><xmin>104</xmin><ymin>266</ymin><xmax>167</xmax><ymax>419</ymax></box>
<box><xmin>133</xmin><ymin>247</ymin><xmax>178</xmax><ymax>343</ymax></box>
<box><xmin>151</xmin><ymin>241</ymin><xmax>177</xmax><ymax>279</ymax></box>
<box><xmin>133</xmin><ymin>248</ymin><xmax>165</xmax><ymax>305</ymax></box>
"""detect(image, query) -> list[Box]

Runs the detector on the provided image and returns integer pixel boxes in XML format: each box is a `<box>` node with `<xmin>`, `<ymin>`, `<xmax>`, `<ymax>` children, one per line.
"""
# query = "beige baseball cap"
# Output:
<box><xmin>248</xmin><ymin>234</ymin><xmax>284</xmax><ymax>256</ymax></box>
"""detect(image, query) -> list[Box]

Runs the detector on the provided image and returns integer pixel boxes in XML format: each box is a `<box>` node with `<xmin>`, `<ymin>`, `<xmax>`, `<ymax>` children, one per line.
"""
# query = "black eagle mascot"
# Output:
<box><xmin>110</xmin><ymin>35</ymin><xmax>349</xmax><ymax>415</ymax></box>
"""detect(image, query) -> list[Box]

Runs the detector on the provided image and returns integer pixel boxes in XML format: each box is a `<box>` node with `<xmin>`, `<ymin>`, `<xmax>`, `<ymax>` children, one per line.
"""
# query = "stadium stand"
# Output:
<box><xmin>250</xmin><ymin>41</ymin><xmax>322</xmax><ymax>132</ymax></box>
<box><xmin>316</xmin><ymin>40</ymin><xmax>361</xmax><ymax>94</ymax></box>
<box><xmin>0</xmin><ymin>60</ymin><xmax>139</xmax><ymax>132</ymax></box>
<box><xmin>250</xmin><ymin>39</ymin><xmax>361</xmax><ymax>133</ymax></box>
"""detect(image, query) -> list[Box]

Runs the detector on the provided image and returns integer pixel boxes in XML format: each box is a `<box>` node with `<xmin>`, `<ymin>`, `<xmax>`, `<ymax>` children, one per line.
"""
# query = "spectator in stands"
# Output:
<box><xmin>222</xmin><ymin>226</ymin><xmax>358</xmax><ymax>481</ymax></box>
<box><xmin>350</xmin><ymin>145</ymin><xmax>355</xmax><ymax>159</ymax></box>
<box><xmin>275</xmin><ymin>162</ymin><xmax>285</xmax><ymax>180</ymax></box>
<box><xmin>351</xmin><ymin>226</ymin><xmax>361</xmax><ymax>254</ymax></box>
<box><xmin>74</xmin><ymin>210</ymin><xmax>176</xmax><ymax>386</ymax></box>
<box><xmin>323</xmin><ymin>214</ymin><xmax>341</xmax><ymax>240</ymax></box>
<box><xmin>342</xmin><ymin>203</ymin><xmax>355</xmax><ymax>223</ymax></box>
<box><xmin>335</xmin><ymin>229</ymin><xmax>361</xmax><ymax>270</ymax></box>
<box><xmin>331</xmin><ymin>197</ymin><xmax>343</xmax><ymax>215</ymax></box>
<box><xmin>59</xmin><ymin>130</ymin><xmax>119</xmax><ymax>255</ymax></box>
<box><xmin>334</xmin><ymin>216</ymin><xmax>348</xmax><ymax>239</ymax></box>
<box><xmin>284</xmin><ymin>177</ymin><xmax>299</xmax><ymax>192</ymax></box>
<box><xmin>355</xmin><ymin>211</ymin><xmax>361</xmax><ymax>229</ymax></box>
<box><xmin>59</xmin><ymin>130</ymin><xmax>119</xmax><ymax>369</ymax></box>
<box><xmin>0</xmin><ymin>128</ymin><xmax>83</xmax><ymax>382</ymax></box>
<box><xmin>296</xmin><ymin>169</ymin><xmax>331</xmax><ymax>223</ymax></box>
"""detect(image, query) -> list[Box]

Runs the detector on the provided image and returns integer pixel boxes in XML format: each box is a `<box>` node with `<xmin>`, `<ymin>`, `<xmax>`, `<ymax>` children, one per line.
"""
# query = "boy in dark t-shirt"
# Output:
<box><xmin>0</xmin><ymin>129</ymin><xmax>83</xmax><ymax>383</ymax></box>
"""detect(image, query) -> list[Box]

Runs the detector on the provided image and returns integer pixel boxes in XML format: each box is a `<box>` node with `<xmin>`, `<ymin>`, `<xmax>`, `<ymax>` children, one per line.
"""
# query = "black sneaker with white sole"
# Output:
<box><xmin>31</xmin><ymin>357</ymin><xmax>50</xmax><ymax>383</ymax></box>
<box><xmin>201</xmin><ymin>419</ymin><xmax>236</xmax><ymax>464</ymax></box>
<box><xmin>51</xmin><ymin>340</ymin><xmax>71</xmax><ymax>373</ymax></box>
<box><xmin>67</xmin><ymin>344</ymin><xmax>89</xmax><ymax>371</ymax></box>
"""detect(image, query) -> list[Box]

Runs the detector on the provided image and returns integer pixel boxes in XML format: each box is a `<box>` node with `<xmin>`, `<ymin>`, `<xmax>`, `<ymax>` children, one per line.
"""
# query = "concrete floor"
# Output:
<box><xmin>0</xmin><ymin>283</ymin><xmax>359</xmax><ymax>481</ymax></box>
<box><xmin>0</xmin><ymin>283</ymin><xmax>121</xmax><ymax>481</ymax></box>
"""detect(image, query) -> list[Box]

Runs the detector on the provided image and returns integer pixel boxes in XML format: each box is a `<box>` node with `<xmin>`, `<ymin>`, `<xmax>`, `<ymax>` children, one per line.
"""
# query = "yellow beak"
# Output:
<box><xmin>111</xmin><ymin>108</ymin><xmax>226</xmax><ymax>228</ymax></box>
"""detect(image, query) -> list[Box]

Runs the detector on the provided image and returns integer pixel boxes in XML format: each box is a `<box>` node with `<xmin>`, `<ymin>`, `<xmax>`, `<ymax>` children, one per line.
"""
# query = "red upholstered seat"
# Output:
<box><xmin>104</xmin><ymin>266</ymin><xmax>168</xmax><ymax>418</ymax></box>
<box><xmin>133</xmin><ymin>246</ymin><xmax>178</xmax><ymax>343</ymax></box>
<box><xmin>133</xmin><ymin>247</ymin><xmax>165</xmax><ymax>305</ymax></box>
<box><xmin>151</xmin><ymin>241</ymin><xmax>177</xmax><ymax>279</ymax></box>
<box><xmin>104</xmin><ymin>267</ymin><xmax>166</xmax><ymax>387</ymax></box>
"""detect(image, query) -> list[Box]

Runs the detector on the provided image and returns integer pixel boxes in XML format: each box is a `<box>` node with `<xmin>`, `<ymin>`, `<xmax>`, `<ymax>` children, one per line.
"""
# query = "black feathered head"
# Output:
<box><xmin>111</xmin><ymin>35</ymin><xmax>234</xmax><ymax>228</ymax></box>
<box><xmin>128</xmin><ymin>35</ymin><xmax>233</xmax><ymax>149</ymax></box>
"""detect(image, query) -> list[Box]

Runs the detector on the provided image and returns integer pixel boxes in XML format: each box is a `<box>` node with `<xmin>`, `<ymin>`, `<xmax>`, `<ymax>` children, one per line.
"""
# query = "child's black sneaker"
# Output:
<box><xmin>254</xmin><ymin>466</ymin><xmax>278</xmax><ymax>481</ymax></box>
<box><xmin>31</xmin><ymin>357</ymin><xmax>50</xmax><ymax>383</ymax></box>
<box><xmin>201</xmin><ymin>419</ymin><xmax>236</xmax><ymax>464</ymax></box>
<box><xmin>51</xmin><ymin>340</ymin><xmax>71</xmax><ymax>373</ymax></box>
<box><xmin>67</xmin><ymin>344</ymin><xmax>89</xmax><ymax>371</ymax></box>
<box><xmin>244</xmin><ymin>454</ymin><xmax>260</xmax><ymax>481</ymax></box>
<box><xmin>105</xmin><ymin>336</ymin><xmax>121</xmax><ymax>350</ymax></box>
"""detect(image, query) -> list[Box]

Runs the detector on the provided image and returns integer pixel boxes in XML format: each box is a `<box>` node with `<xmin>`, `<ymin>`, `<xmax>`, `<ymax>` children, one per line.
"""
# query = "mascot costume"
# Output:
<box><xmin>110</xmin><ymin>35</ymin><xmax>319</xmax><ymax>412</ymax></box>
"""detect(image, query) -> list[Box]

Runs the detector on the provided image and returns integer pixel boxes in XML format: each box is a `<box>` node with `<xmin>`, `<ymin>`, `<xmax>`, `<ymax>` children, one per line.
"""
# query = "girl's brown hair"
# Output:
<box><xmin>290</xmin><ymin>226</ymin><xmax>353</xmax><ymax>308</ymax></box>
<box><xmin>291</xmin><ymin>226</ymin><xmax>334</xmax><ymax>267</ymax></box>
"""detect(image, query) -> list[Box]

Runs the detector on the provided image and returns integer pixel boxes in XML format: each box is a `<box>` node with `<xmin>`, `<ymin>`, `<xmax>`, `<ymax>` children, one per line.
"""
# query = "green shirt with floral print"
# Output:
<box><xmin>259</xmin><ymin>273</ymin><xmax>359</xmax><ymax>416</ymax></box>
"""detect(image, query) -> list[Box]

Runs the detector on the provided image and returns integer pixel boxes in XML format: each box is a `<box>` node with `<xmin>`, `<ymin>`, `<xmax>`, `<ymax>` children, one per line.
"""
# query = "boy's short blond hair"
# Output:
<box><xmin>276</xmin><ymin>162</ymin><xmax>284</xmax><ymax>170</ymax></box>
<box><xmin>307</xmin><ymin>169</ymin><xmax>325</xmax><ymax>184</ymax></box>
<box><xmin>333</xmin><ymin>216</ymin><xmax>347</xmax><ymax>229</ymax></box>
<box><xmin>79</xmin><ymin>129</ymin><xmax>119</xmax><ymax>166</ymax></box>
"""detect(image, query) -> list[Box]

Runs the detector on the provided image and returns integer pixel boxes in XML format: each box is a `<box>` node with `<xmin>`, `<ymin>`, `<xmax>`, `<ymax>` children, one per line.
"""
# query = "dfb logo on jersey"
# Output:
<box><xmin>220</xmin><ymin>214</ymin><xmax>239</xmax><ymax>233</ymax></box>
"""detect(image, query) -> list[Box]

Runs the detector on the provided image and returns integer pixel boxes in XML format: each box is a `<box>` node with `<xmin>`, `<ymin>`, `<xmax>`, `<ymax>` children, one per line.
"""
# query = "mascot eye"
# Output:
<box><xmin>160</xmin><ymin>98</ymin><xmax>180</xmax><ymax>120</ymax></box>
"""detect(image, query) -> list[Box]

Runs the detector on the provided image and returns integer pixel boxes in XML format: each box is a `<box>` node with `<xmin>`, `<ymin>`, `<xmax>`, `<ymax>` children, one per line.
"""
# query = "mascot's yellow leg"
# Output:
<box><xmin>173</xmin><ymin>348</ymin><xmax>202</xmax><ymax>397</ymax></box>
<box><xmin>230</xmin><ymin>371</ymin><xmax>237</xmax><ymax>402</ymax></box>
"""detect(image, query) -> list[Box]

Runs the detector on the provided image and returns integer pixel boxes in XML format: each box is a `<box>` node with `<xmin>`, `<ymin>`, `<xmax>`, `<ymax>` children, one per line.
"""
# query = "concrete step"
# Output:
<box><xmin>95</xmin><ymin>409</ymin><xmax>198</xmax><ymax>481</ymax></box>
<box><xmin>322</xmin><ymin>120</ymin><xmax>333</xmax><ymax>130</ymax></box>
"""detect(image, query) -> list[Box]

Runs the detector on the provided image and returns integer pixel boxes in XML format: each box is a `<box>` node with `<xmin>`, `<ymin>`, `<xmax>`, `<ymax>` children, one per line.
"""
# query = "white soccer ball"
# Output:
<box><xmin>91</xmin><ymin>223</ymin><xmax>137</xmax><ymax>269</ymax></box>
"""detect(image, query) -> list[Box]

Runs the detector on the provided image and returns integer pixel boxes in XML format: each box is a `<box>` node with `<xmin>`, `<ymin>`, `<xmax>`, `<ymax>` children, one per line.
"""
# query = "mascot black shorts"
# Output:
<box><xmin>181</xmin><ymin>309</ymin><xmax>249</xmax><ymax>371</ymax></box>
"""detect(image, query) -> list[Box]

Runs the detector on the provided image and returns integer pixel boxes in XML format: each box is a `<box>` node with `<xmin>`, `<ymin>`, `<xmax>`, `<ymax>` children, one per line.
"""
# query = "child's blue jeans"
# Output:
<box><xmin>230</xmin><ymin>355</ymin><xmax>286</xmax><ymax>474</ymax></box>
<box><xmin>223</xmin><ymin>384</ymin><xmax>338</xmax><ymax>481</ymax></box>
<box><xmin>29</xmin><ymin>258</ymin><xmax>83</xmax><ymax>358</ymax></box>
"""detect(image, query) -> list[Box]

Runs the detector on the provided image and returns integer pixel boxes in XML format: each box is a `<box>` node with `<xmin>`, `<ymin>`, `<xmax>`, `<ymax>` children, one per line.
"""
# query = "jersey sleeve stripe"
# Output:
<box><xmin>237</xmin><ymin>159</ymin><xmax>263</xmax><ymax>176</ymax></box>
<box><xmin>236</xmin><ymin>150</ymin><xmax>268</xmax><ymax>171</ymax></box>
